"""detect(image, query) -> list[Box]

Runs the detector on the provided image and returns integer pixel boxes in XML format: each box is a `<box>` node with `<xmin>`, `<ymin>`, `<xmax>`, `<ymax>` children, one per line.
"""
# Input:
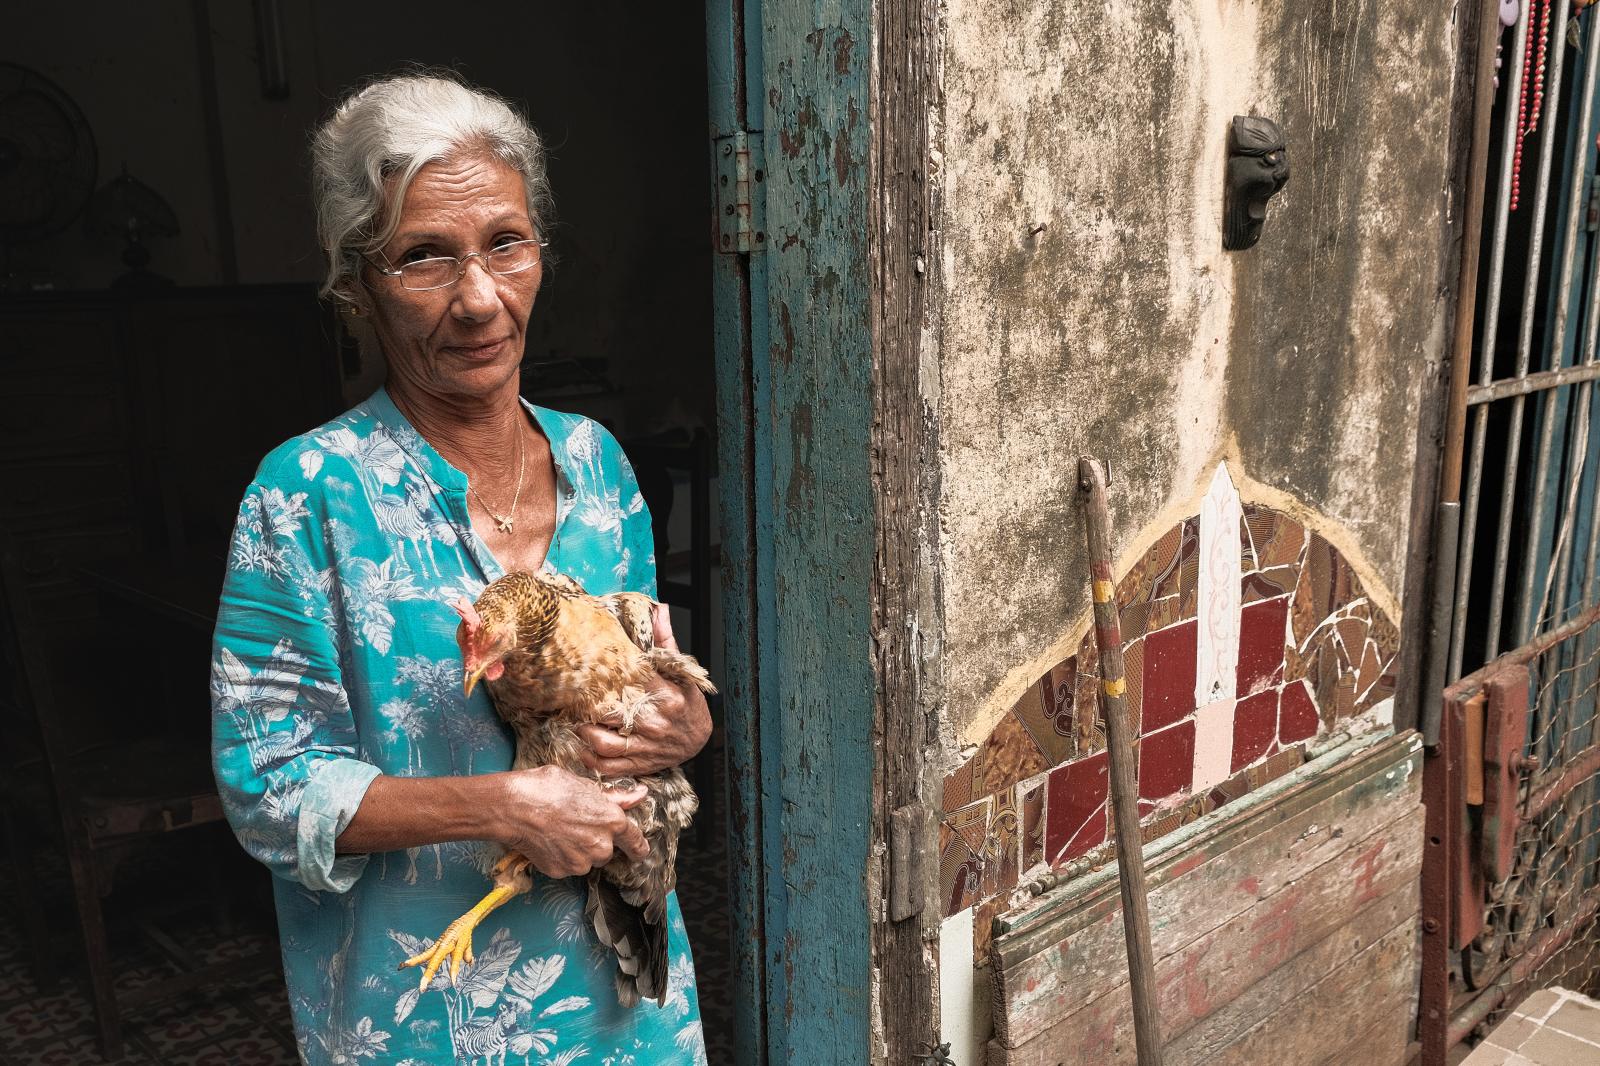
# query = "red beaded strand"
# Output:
<box><xmin>1512</xmin><ymin>0</ymin><xmax>1551</xmax><ymax>211</ymax></box>
<box><xmin>1529</xmin><ymin>0</ymin><xmax>1551</xmax><ymax>131</ymax></box>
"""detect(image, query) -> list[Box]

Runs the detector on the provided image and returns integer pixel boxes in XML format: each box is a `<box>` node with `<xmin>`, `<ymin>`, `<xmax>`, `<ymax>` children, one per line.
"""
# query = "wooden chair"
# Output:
<box><xmin>0</xmin><ymin>537</ymin><xmax>271</xmax><ymax>1060</ymax></box>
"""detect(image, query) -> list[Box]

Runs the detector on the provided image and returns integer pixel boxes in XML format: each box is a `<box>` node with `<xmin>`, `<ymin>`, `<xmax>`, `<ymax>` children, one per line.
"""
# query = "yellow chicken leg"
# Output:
<box><xmin>399</xmin><ymin>853</ymin><xmax>532</xmax><ymax>990</ymax></box>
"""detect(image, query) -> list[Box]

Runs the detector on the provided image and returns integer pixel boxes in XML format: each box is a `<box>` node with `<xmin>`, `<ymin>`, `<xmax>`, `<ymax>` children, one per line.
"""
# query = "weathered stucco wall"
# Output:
<box><xmin>927</xmin><ymin>1</ymin><xmax>1457</xmax><ymax>1060</ymax></box>
<box><xmin>934</xmin><ymin>0</ymin><xmax>1454</xmax><ymax>749</ymax></box>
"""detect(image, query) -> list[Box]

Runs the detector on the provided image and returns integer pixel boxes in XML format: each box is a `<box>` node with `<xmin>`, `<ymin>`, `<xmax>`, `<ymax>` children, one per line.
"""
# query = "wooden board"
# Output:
<box><xmin>989</xmin><ymin>731</ymin><xmax>1423</xmax><ymax>1064</ymax></box>
<box><xmin>992</xmin><ymin>732</ymin><xmax>1423</xmax><ymax>1041</ymax></box>
<box><xmin>870</xmin><ymin>0</ymin><xmax>942</xmax><ymax>1057</ymax></box>
<box><xmin>1197</xmin><ymin>912</ymin><xmax>1416</xmax><ymax>1066</ymax></box>
<box><xmin>1319</xmin><ymin>992</ymin><xmax>1414</xmax><ymax>1066</ymax></box>
<box><xmin>991</xmin><ymin>877</ymin><xmax>1420</xmax><ymax>1066</ymax></box>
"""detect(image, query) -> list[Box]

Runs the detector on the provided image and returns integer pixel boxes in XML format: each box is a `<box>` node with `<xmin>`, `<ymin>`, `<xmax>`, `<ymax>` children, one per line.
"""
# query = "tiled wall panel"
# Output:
<box><xmin>939</xmin><ymin>465</ymin><xmax>1399</xmax><ymax>948</ymax></box>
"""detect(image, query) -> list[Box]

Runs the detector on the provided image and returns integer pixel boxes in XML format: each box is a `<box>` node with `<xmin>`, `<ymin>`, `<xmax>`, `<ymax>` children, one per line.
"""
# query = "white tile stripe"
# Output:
<box><xmin>1195</xmin><ymin>461</ymin><xmax>1243</xmax><ymax>706</ymax></box>
<box><xmin>1192</xmin><ymin>463</ymin><xmax>1242</xmax><ymax>792</ymax></box>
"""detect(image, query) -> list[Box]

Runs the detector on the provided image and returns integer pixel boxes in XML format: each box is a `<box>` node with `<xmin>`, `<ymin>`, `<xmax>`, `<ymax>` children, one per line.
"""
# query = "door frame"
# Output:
<box><xmin>706</xmin><ymin>0</ymin><xmax>939</xmax><ymax>1061</ymax></box>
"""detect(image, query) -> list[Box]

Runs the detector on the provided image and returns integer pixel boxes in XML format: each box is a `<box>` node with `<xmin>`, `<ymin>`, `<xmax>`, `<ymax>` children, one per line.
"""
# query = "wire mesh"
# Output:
<box><xmin>1464</xmin><ymin>610</ymin><xmax>1600</xmax><ymax>1026</ymax></box>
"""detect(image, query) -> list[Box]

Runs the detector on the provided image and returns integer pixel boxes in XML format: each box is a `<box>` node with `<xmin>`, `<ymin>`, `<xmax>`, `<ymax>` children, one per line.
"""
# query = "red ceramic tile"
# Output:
<box><xmin>1279</xmin><ymin>679</ymin><xmax>1320</xmax><ymax>744</ymax></box>
<box><xmin>1139</xmin><ymin>720</ymin><xmax>1195</xmax><ymax>800</ymax></box>
<box><xmin>1231</xmin><ymin>689</ymin><xmax>1278</xmax><ymax>772</ymax></box>
<box><xmin>1142</xmin><ymin>618</ymin><xmax>1197</xmax><ymax>732</ymax></box>
<box><xmin>1046</xmin><ymin>751</ymin><xmax>1109</xmax><ymax>865</ymax></box>
<box><xmin>1237</xmin><ymin>595</ymin><xmax>1289</xmax><ymax>698</ymax></box>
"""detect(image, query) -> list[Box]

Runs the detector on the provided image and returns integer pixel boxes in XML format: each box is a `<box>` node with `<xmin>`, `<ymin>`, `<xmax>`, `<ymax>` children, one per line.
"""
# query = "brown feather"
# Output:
<box><xmin>460</xmin><ymin>570</ymin><xmax>715</xmax><ymax>1007</ymax></box>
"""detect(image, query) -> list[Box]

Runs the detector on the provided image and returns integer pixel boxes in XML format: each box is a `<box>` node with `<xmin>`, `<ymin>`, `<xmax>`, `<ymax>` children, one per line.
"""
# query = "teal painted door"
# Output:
<box><xmin>706</xmin><ymin>0</ymin><xmax>772</xmax><ymax>1061</ymax></box>
<box><xmin>706</xmin><ymin>0</ymin><xmax>877</xmax><ymax>1062</ymax></box>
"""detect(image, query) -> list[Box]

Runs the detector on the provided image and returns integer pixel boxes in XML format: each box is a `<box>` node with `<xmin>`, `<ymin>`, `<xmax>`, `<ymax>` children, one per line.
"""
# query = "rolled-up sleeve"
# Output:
<box><xmin>211</xmin><ymin>479</ymin><xmax>379</xmax><ymax>893</ymax></box>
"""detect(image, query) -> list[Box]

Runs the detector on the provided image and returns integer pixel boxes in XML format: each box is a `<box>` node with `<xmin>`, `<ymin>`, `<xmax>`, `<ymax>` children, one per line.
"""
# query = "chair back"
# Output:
<box><xmin>0</xmin><ymin>533</ymin><xmax>81</xmax><ymax>815</ymax></box>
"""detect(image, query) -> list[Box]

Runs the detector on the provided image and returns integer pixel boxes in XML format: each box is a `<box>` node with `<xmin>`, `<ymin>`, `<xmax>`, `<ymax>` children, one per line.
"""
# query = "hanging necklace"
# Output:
<box><xmin>469</xmin><ymin>424</ymin><xmax>527</xmax><ymax>534</ymax></box>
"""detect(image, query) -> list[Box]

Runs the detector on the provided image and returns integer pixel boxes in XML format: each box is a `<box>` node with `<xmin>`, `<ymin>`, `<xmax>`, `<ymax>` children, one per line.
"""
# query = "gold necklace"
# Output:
<box><xmin>468</xmin><ymin>425</ymin><xmax>526</xmax><ymax>534</ymax></box>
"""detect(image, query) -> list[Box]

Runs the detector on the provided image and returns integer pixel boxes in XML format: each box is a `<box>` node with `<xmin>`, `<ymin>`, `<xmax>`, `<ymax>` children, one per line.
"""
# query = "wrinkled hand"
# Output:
<box><xmin>578</xmin><ymin>605</ymin><xmax>712</xmax><ymax>778</ymax></box>
<box><xmin>496</xmin><ymin>764</ymin><xmax>650</xmax><ymax>878</ymax></box>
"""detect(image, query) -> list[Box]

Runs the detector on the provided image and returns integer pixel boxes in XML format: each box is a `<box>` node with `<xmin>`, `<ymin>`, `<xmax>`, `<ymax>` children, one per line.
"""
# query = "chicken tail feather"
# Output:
<box><xmin>586</xmin><ymin>873</ymin><xmax>668</xmax><ymax>1007</ymax></box>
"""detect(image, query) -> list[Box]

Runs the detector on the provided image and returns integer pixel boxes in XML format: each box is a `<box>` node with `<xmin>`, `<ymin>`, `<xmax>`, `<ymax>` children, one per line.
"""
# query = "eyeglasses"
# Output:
<box><xmin>368</xmin><ymin>239</ymin><xmax>548</xmax><ymax>292</ymax></box>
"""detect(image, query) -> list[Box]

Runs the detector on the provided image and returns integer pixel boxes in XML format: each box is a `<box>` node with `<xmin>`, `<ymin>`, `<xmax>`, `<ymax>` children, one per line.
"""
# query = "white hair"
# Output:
<box><xmin>310</xmin><ymin>72</ymin><xmax>554</xmax><ymax>303</ymax></box>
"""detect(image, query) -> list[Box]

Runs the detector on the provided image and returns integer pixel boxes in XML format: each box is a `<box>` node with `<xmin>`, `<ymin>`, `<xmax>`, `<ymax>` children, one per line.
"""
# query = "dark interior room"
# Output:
<box><xmin>1</xmin><ymin>4</ymin><xmax>729</xmax><ymax>1062</ymax></box>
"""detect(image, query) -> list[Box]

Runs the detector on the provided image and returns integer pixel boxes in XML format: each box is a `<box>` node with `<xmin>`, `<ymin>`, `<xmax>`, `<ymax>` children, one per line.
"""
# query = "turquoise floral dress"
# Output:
<box><xmin>210</xmin><ymin>387</ymin><xmax>706</xmax><ymax>1066</ymax></box>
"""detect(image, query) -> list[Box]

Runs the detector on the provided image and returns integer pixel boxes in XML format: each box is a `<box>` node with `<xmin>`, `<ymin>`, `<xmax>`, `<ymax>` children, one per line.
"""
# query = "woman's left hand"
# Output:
<box><xmin>577</xmin><ymin>604</ymin><xmax>712</xmax><ymax>778</ymax></box>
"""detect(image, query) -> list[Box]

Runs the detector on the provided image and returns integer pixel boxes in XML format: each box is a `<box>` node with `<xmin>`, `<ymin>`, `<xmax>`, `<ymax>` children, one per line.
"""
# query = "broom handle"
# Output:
<box><xmin>1079</xmin><ymin>457</ymin><xmax>1165</xmax><ymax>1066</ymax></box>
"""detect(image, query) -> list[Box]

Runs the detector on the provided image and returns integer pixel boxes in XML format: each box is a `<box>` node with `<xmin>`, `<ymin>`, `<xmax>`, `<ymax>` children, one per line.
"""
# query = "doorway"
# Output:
<box><xmin>1</xmin><ymin>2</ymin><xmax>735</xmax><ymax>1062</ymax></box>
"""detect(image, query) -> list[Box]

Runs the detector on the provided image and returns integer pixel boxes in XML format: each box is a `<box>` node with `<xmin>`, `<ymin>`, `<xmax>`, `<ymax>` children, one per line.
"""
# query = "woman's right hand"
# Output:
<box><xmin>495</xmin><ymin>765</ymin><xmax>650</xmax><ymax>878</ymax></box>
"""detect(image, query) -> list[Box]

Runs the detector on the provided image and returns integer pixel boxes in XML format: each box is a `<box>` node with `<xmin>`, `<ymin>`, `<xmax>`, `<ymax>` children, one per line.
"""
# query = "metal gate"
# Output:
<box><xmin>1420</xmin><ymin>0</ymin><xmax>1600</xmax><ymax>1059</ymax></box>
<box><xmin>1422</xmin><ymin>606</ymin><xmax>1600</xmax><ymax>1056</ymax></box>
<box><xmin>1449</xmin><ymin>0</ymin><xmax>1600</xmax><ymax>677</ymax></box>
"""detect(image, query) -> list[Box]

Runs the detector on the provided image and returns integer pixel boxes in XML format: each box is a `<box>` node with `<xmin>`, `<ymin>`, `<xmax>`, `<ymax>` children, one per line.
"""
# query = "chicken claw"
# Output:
<box><xmin>399</xmin><ymin>853</ymin><xmax>531</xmax><ymax>990</ymax></box>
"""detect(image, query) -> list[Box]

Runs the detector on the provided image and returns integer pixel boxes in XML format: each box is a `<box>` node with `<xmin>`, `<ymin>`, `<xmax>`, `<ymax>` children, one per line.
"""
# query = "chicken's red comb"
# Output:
<box><xmin>450</xmin><ymin>596</ymin><xmax>482</xmax><ymax>633</ymax></box>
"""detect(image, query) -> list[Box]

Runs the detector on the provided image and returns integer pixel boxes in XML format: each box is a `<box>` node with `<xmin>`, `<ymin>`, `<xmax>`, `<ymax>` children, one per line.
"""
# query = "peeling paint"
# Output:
<box><xmin>930</xmin><ymin>0</ymin><xmax>1452</xmax><ymax>754</ymax></box>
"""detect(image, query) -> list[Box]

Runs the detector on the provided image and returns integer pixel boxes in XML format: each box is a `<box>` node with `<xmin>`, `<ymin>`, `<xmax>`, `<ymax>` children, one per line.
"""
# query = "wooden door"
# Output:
<box><xmin>705</xmin><ymin>0</ymin><xmax>774</xmax><ymax>1060</ymax></box>
<box><xmin>706</xmin><ymin>0</ymin><xmax>888</xmax><ymax>1061</ymax></box>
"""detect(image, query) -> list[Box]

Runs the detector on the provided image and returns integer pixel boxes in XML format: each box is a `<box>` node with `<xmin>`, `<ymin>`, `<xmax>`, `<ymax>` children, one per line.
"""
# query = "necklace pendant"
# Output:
<box><xmin>495</xmin><ymin>516</ymin><xmax>515</xmax><ymax>534</ymax></box>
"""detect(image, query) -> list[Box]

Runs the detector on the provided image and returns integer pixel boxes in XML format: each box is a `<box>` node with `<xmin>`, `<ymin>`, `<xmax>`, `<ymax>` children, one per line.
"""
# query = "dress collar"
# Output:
<box><xmin>367</xmin><ymin>386</ymin><xmax>573</xmax><ymax>492</ymax></box>
<box><xmin>365</xmin><ymin>385</ymin><xmax>577</xmax><ymax>578</ymax></box>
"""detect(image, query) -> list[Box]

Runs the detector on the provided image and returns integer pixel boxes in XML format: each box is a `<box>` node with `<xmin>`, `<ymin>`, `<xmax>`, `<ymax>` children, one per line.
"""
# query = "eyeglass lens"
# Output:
<box><xmin>399</xmin><ymin>241</ymin><xmax>543</xmax><ymax>290</ymax></box>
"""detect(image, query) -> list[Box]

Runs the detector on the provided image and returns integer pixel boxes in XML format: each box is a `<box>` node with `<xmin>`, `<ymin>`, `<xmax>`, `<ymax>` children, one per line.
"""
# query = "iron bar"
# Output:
<box><xmin>1516</xmin><ymin>24</ymin><xmax>1600</xmax><ymax>645</ymax></box>
<box><xmin>1444</xmin><ymin>0</ymin><xmax>1518</xmax><ymax>500</ymax></box>
<box><xmin>1424</xmin><ymin>502</ymin><xmax>1462</xmax><ymax>747</ymax></box>
<box><xmin>1487</xmin><ymin>0</ymin><xmax>1577</xmax><ymax>662</ymax></box>
<box><xmin>1549</xmin><ymin>241</ymin><xmax>1600</xmax><ymax>627</ymax></box>
<box><xmin>1454</xmin><ymin>0</ymin><xmax>1537</xmax><ymax>680</ymax></box>
<box><xmin>1578</xmin><ymin>417</ymin><xmax>1600</xmax><ymax>748</ymax></box>
<box><xmin>1446</xmin><ymin>891</ymin><xmax>1600</xmax><ymax>1048</ymax></box>
<box><xmin>1524</xmin><ymin>740</ymin><xmax>1600</xmax><ymax>819</ymax></box>
<box><xmin>1432</xmin><ymin>0</ymin><xmax>1510</xmax><ymax>744</ymax></box>
<box><xmin>1447</xmin><ymin>602</ymin><xmax>1600</xmax><ymax>699</ymax></box>
<box><xmin>1587</xmin><ymin>421</ymin><xmax>1600</xmax><ymax>608</ymax></box>
<box><xmin>1540</xmin><ymin>257</ymin><xmax>1600</xmax><ymax>743</ymax></box>
<box><xmin>1078</xmin><ymin>457</ymin><xmax>1164</xmax><ymax>1066</ymax></box>
<box><xmin>1467</xmin><ymin>360</ymin><xmax>1600</xmax><ymax>404</ymax></box>
<box><xmin>1546</xmin><ymin>380</ymin><xmax>1593</xmax><ymax>638</ymax></box>
<box><xmin>1456</xmin><ymin>404</ymin><xmax>1493</xmax><ymax>679</ymax></box>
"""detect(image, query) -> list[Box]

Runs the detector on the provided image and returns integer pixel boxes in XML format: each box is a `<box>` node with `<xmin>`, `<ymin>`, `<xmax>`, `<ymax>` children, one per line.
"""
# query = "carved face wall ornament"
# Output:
<box><xmin>1223</xmin><ymin>115</ymin><xmax>1290</xmax><ymax>251</ymax></box>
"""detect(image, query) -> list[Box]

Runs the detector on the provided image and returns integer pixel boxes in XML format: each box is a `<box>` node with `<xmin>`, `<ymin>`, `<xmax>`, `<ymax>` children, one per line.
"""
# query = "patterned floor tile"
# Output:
<box><xmin>0</xmin><ymin>743</ymin><xmax>737</xmax><ymax>1066</ymax></box>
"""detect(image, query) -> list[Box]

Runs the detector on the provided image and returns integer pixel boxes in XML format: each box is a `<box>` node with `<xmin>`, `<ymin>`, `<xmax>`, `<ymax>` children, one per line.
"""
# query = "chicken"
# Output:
<box><xmin>398</xmin><ymin>570</ymin><xmax>714</xmax><ymax>1007</ymax></box>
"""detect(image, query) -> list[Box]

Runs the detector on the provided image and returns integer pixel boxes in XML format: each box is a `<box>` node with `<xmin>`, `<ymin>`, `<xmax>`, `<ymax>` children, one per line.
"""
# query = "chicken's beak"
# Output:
<box><xmin>464</xmin><ymin>664</ymin><xmax>487</xmax><ymax>698</ymax></box>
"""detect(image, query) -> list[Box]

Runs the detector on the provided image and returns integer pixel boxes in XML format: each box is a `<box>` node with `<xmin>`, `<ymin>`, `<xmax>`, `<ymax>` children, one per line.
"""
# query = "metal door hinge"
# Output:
<box><xmin>1587</xmin><ymin>173</ymin><xmax>1600</xmax><ymax>231</ymax></box>
<box><xmin>715</xmin><ymin>130</ymin><xmax>766</xmax><ymax>254</ymax></box>
<box><xmin>888</xmin><ymin>803</ymin><xmax>927</xmax><ymax>922</ymax></box>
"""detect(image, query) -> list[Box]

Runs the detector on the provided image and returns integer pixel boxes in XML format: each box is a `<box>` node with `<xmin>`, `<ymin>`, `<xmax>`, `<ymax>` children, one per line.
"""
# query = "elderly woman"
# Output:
<box><xmin>211</xmin><ymin>74</ymin><xmax>711</xmax><ymax>1065</ymax></box>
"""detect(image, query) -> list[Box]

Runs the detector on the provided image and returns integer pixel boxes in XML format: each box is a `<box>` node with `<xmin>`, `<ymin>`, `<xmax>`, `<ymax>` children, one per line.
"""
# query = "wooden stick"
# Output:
<box><xmin>1078</xmin><ymin>457</ymin><xmax>1165</xmax><ymax>1066</ymax></box>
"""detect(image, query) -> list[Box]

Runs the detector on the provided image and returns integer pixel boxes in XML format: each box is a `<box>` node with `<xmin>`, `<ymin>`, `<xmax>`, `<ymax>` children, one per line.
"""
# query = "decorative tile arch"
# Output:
<box><xmin>939</xmin><ymin>464</ymin><xmax>1399</xmax><ymax>945</ymax></box>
